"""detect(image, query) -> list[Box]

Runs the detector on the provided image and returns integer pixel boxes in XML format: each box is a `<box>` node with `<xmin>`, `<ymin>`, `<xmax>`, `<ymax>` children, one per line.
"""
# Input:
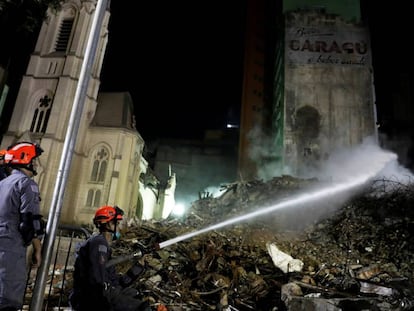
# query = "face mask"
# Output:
<box><xmin>112</xmin><ymin>231</ymin><xmax>121</xmax><ymax>241</ymax></box>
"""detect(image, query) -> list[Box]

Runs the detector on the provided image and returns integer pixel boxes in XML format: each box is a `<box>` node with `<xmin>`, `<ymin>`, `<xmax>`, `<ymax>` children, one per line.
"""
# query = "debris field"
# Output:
<box><xmin>114</xmin><ymin>176</ymin><xmax>414</xmax><ymax>311</ymax></box>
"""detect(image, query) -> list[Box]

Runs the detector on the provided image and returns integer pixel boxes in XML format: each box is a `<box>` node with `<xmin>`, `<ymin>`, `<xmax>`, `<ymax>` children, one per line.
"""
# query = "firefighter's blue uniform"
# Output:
<box><xmin>70</xmin><ymin>233</ymin><xmax>151</xmax><ymax>311</ymax></box>
<box><xmin>0</xmin><ymin>170</ymin><xmax>41</xmax><ymax>310</ymax></box>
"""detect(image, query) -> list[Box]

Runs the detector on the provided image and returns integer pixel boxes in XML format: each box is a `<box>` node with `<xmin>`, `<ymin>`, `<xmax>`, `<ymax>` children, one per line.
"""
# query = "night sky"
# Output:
<box><xmin>99</xmin><ymin>1</ymin><xmax>413</xmax><ymax>142</ymax></box>
<box><xmin>361</xmin><ymin>1</ymin><xmax>413</xmax><ymax>129</ymax></box>
<box><xmin>99</xmin><ymin>2</ymin><xmax>246</xmax><ymax>141</ymax></box>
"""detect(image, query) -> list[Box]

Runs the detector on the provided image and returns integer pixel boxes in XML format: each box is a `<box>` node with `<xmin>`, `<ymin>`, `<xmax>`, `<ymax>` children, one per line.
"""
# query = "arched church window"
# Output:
<box><xmin>91</xmin><ymin>160</ymin><xmax>99</xmax><ymax>181</ymax></box>
<box><xmin>86</xmin><ymin>189</ymin><xmax>94</xmax><ymax>206</ymax></box>
<box><xmin>90</xmin><ymin>147</ymin><xmax>109</xmax><ymax>183</ymax></box>
<box><xmin>85</xmin><ymin>189</ymin><xmax>102</xmax><ymax>207</ymax></box>
<box><xmin>98</xmin><ymin>161</ymin><xmax>107</xmax><ymax>182</ymax></box>
<box><xmin>30</xmin><ymin>95</ymin><xmax>52</xmax><ymax>134</ymax></box>
<box><xmin>94</xmin><ymin>190</ymin><xmax>101</xmax><ymax>207</ymax></box>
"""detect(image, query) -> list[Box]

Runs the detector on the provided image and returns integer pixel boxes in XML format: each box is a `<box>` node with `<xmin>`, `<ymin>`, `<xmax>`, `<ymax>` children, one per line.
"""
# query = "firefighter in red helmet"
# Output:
<box><xmin>3</xmin><ymin>141</ymin><xmax>43</xmax><ymax>176</ymax></box>
<box><xmin>0</xmin><ymin>141</ymin><xmax>44</xmax><ymax>311</ymax></box>
<box><xmin>70</xmin><ymin>205</ymin><xmax>153</xmax><ymax>311</ymax></box>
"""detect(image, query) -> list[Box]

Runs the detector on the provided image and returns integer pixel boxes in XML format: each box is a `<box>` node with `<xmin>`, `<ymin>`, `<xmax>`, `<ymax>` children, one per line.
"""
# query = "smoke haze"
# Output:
<box><xmin>262</xmin><ymin>137</ymin><xmax>412</xmax><ymax>229</ymax></box>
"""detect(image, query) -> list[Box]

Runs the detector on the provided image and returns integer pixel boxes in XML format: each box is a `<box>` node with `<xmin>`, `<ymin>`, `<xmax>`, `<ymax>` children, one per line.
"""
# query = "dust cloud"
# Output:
<box><xmin>269</xmin><ymin>137</ymin><xmax>413</xmax><ymax>229</ymax></box>
<box><xmin>314</xmin><ymin>137</ymin><xmax>409</xmax><ymax>183</ymax></box>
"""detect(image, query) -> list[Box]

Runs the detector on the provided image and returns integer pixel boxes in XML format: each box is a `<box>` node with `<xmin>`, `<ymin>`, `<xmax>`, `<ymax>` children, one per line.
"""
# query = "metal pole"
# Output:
<box><xmin>30</xmin><ymin>0</ymin><xmax>108</xmax><ymax>309</ymax></box>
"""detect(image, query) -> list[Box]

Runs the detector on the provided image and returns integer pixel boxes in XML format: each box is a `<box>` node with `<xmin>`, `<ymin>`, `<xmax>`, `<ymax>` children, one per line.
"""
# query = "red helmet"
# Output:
<box><xmin>0</xmin><ymin>149</ymin><xmax>6</xmax><ymax>160</ymax></box>
<box><xmin>4</xmin><ymin>142</ymin><xmax>43</xmax><ymax>165</ymax></box>
<box><xmin>93</xmin><ymin>205</ymin><xmax>124</xmax><ymax>226</ymax></box>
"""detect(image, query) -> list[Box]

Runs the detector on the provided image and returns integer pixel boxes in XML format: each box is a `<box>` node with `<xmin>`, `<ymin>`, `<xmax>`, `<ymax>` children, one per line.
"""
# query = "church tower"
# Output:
<box><xmin>1</xmin><ymin>0</ymin><xmax>152</xmax><ymax>224</ymax></box>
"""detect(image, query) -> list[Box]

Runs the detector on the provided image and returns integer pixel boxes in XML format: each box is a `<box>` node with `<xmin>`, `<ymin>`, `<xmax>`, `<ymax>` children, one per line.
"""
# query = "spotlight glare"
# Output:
<box><xmin>172</xmin><ymin>203</ymin><xmax>186</xmax><ymax>216</ymax></box>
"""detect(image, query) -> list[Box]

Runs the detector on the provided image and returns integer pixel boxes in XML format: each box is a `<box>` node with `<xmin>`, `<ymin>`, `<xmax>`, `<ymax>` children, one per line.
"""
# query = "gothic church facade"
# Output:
<box><xmin>1</xmin><ymin>0</ymin><xmax>166</xmax><ymax>224</ymax></box>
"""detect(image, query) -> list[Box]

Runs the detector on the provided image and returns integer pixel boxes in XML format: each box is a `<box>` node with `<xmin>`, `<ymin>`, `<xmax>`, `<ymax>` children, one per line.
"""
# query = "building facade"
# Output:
<box><xmin>239</xmin><ymin>0</ymin><xmax>377</xmax><ymax>179</ymax></box>
<box><xmin>0</xmin><ymin>0</ymin><xmax>170</xmax><ymax>224</ymax></box>
<box><xmin>152</xmin><ymin>129</ymin><xmax>239</xmax><ymax>211</ymax></box>
<box><xmin>278</xmin><ymin>8</ymin><xmax>376</xmax><ymax>177</ymax></box>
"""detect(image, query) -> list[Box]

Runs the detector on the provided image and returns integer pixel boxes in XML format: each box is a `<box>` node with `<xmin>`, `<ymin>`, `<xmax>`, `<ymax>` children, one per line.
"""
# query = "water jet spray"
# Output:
<box><xmin>158</xmin><ymin>148</ymin><xmax>397</xmax><ymax>249</ymax></box>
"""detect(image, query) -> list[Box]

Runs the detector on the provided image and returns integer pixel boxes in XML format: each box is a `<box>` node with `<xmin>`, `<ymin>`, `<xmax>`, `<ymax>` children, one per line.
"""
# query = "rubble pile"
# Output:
<box><xmin>114</xmin><ymin>176</ymin><xmax>414</xmax><ymax>310</ymax></box>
